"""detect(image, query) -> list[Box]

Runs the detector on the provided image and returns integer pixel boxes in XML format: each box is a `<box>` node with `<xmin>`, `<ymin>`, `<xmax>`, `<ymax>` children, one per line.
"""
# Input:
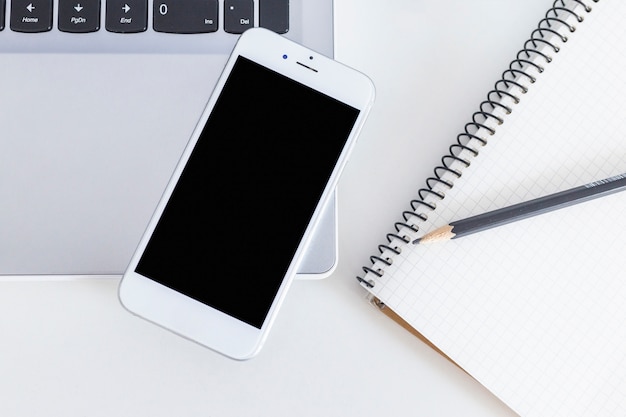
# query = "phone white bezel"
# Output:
<box><xmin>118</xmin><ymin>27</ymin><xmax>375</xmax><ymax>360</ymax></box>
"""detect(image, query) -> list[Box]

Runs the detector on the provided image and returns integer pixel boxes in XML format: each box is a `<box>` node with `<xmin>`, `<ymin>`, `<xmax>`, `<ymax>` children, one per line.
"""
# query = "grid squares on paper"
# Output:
<box><xmin>365</xmin><ymin>2</ymin><xmax>626</xmax><ymax>416</ymax></box>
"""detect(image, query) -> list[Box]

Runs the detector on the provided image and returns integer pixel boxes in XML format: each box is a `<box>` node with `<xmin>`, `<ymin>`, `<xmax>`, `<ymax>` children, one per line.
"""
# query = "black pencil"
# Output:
<box><xmin>413</xmin><ymin>172</ymin><xmax>626</xmax><ymax>244</ymax></box>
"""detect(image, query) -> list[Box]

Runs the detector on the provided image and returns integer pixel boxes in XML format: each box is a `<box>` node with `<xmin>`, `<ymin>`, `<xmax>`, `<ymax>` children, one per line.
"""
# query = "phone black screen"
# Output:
<box><xmin>135</xmin><ymin>56</ymin><xmax>360</xmax><ymax>329</ymax></box>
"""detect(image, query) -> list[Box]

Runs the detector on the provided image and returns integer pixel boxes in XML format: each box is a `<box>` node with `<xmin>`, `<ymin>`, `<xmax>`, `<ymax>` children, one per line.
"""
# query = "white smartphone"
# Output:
<box><xmin>118</xmin><ymin>28</ymin><xmax>375</xmax><ymax>360</ymax></box>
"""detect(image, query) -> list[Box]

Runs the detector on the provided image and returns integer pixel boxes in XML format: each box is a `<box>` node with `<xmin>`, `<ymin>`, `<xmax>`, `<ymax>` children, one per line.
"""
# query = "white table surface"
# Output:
<box><xmin>1</xmin><ymin>1</ymin><xmax>551</xmax><ymax>415</ymax></box>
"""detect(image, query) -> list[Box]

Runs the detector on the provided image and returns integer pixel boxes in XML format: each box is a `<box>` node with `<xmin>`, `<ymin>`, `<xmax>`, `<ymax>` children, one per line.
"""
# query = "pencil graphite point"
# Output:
<box><xmin>414</xmin><ymin>171</ymin><xmax>626</xmax><ymax>244</ymax></box>
<box><xmin>413</xmin><ymin>225</ymin><xmax>456</xmax><ymax>244</ymax></box>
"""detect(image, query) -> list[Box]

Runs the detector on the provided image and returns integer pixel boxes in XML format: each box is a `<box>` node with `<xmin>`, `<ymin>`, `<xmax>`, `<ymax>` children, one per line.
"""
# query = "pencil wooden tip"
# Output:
<box><xmin>414</xmin><ymin>225</ymin><xmax>456</xmax><ymax>244</ymax></box>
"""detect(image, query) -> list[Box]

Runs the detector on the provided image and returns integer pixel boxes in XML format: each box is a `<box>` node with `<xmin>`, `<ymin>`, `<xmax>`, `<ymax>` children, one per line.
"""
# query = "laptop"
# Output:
<box><xmin>0</xmin><ymin>0</ymin><xmax>337</xmax><ymax>278</ymax></box>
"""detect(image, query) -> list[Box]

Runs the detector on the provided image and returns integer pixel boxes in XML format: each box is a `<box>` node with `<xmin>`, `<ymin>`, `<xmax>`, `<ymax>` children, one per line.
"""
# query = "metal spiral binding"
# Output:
<box><xmin>356</xmin><ymin>0</ymin><xmax>597</xmax><ymax>289</ymax></box>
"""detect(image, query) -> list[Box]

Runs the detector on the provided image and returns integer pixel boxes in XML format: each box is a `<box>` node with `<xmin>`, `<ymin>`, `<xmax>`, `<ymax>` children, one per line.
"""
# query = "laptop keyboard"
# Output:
<box><xmin>0</xmin><ymin>0</ymin><xmax>290</xmax><ymax>53</ymax></box>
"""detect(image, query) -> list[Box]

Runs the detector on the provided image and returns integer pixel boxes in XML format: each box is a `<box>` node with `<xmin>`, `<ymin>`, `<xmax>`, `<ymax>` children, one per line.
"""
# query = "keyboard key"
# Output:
<box><xmin>153</xmin><ymin>0</ymin><xmax>218</xmax><ymax>34</ymax></box>
<box><xmin>224</xmin><ymin>0</ymin><xmax>253</xmax><ymax>34</ymax></box>
<box><xmin>0</xmin><ymin>0</ymin><xmax>5</xmax><ymax>30</ymax></box>
<box><xmin>58</xmin><ymin>0</ymin><xmax>100</xmax><ymax>33</ymax></box>
<box><xmin>106</xmin><ymin>0</ymin><xmax>147</xmax><ymax>33</ymax></box>
<box><xmin>10</xmin><ymin>0</ymin><xmax>53</xmax><ymax>32</ymax></box>
<box><xmin>260</xmin><ymin>0</ymin><xmax>289</xmax><ymax>34</ymax></box>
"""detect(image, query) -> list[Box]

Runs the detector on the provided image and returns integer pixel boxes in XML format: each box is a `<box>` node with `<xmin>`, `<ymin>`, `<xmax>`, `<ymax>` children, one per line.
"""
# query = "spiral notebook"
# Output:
<box><xmin>357</xmin><ymin>1</ymin><xmax>626</xmax><ymax>416</ymax></box>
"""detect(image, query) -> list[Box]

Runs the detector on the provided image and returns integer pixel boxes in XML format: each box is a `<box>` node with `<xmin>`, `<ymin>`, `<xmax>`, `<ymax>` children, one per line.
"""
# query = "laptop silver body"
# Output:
<box><xmin>0</xmin><ymin>0</ymin><xmax>336</xmax><ymax>277</ymax></box>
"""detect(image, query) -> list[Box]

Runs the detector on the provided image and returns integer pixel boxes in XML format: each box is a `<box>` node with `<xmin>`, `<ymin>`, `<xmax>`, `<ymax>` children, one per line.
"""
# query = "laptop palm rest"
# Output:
<box><xmin>0</xmin><ymin>53</ymin><xmax>336</xmax><ymax>277</ymax></box>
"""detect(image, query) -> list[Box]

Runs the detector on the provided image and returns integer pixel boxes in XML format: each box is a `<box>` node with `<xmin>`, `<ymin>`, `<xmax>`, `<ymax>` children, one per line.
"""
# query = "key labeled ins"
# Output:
<box><xmin>153</xmin><ymin>0</ymin><xmax>218</xmax><ymax>34</ymax></box>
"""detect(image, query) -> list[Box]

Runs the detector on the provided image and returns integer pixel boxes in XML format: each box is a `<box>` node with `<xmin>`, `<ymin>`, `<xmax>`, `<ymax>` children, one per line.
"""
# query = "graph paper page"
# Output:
<box><xmin>363</xmin><ymin>2</ymin><xmax>626</xmax><ymax>416</ymax></box>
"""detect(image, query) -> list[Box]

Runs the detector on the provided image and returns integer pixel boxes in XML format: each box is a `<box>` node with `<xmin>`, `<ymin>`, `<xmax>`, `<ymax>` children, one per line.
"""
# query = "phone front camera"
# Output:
<box><xmin>282</xmin><ymin>54</ymin><xmax>288</xmax><ymax>59</ymax></box>
<box><xmin>309</xmin><ymin>56</ymin><xmax>314</xmax><ymax>60</ymax></box>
